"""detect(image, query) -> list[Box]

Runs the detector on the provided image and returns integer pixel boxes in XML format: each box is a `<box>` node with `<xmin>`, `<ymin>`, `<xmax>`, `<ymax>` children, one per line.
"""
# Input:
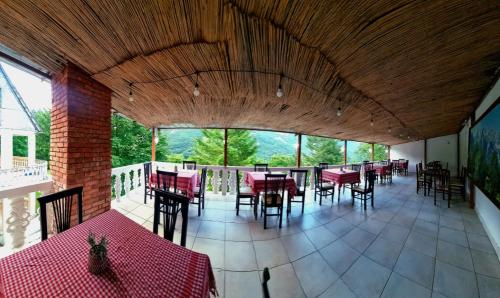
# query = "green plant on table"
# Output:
<box><xmin>87</xmin><ymin>232</ymin><xmax>108</xmax><ymax>259</ymax></box>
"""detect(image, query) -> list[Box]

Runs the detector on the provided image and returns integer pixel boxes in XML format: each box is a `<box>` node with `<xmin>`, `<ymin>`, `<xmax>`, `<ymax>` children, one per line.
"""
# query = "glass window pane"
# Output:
<box><xmin>302</xmin><ymin>135</ymin><xmax>344</xmax><ymax>166</ymax></box>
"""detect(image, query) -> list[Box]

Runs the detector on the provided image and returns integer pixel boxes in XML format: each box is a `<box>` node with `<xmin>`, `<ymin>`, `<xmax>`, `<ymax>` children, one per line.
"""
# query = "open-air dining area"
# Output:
<box><xmin>1</xmin><ymin>1</ymin><xmax>500</xmax><ymax>297</ymax></box>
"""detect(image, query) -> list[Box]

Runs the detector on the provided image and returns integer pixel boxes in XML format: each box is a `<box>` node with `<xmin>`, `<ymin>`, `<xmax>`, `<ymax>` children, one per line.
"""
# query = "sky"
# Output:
<box><xmin>1</xmin><ymin>61</ymin><xmax>51</xmax><ymax>111</ymax></box>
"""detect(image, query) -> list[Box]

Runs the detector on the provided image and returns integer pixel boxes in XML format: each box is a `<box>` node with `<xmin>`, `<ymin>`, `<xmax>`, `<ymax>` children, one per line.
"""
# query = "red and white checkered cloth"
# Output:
<box><xmin>0</xmin><ymin>210</ymin><xmax>216</xmax><ymax>298</ymax></box>
<box><xmin>150</xmin><ymin>170</ymin><xmax>199</xmax><ymax>199</ymax></box>
<box><xmin>322</xmin><ymin>169</ymin><xmax>360</xmax><ymax>186</ymax></box>
<box><xmin>373</xmin><ymin>165</ymin><xmax>391</xmax><ymax>175</ymax></box>
<box><xmin>244</xmin><ymin>172</ymin><xmax>297</xmax><ymax>197</ymax></box>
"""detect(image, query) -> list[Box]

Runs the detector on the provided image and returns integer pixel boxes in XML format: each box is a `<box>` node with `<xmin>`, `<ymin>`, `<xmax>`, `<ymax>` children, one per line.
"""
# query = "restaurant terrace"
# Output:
<box><xmin>0</xmin><ymin>1</ymin><xmax>499</xmax><ymax>297</ymax></box>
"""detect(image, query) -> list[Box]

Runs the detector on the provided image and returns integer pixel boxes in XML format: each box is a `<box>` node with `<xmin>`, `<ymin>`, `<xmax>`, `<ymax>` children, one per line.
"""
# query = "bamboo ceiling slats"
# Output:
<box><xmin>1</xmin><ymin>0</ymin><xmax>499</xmax><ymax>145</ymax></box>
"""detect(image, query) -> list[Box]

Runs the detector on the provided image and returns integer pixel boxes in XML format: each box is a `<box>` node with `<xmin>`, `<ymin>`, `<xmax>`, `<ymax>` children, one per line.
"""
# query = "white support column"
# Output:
<box><xmin>0</xmin><ymin>130</ymin><xmax>13</xmax><ymax>169</ymax></box>
<box><xmin>27</xmin><ymin>132</ymin><xmax>36</xmax><ymax>166</ymax></box>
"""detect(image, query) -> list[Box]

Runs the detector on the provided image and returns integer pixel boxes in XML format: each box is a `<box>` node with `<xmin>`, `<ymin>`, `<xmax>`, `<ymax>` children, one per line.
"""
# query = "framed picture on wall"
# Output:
<box><xmin>468</xmin><ymin>97</ymin><xmax>500</xmax><ymax>208</ymax></box>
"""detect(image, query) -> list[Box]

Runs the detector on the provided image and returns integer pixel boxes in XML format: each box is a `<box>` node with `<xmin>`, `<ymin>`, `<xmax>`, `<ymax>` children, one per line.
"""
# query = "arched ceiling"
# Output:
<box><xmin>0</xmin><ymin>0</ymin><xmax>499</xmax><ymax>145</ymax></box>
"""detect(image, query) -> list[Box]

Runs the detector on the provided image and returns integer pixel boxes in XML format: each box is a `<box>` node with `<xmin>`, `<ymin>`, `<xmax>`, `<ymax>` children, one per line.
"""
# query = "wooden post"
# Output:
<box><xmin>224</xmin><ymin>128</ymin><xmax>228</xmax><ymax>167</ymax></box>
<box><xmin>344</xmin><ymin>140</ymin><xmax>347</xmax><ymax>165</ymax></box>
<box><xmin>151</xmin><ymin>127</ymin><xmax>156</xmax><ymax>161</ymax></box>
<box><xmin>371</xmin><ymin>143</ymin><xmax>375</xmax><ymax>161</ymax></box>
<box><xmin>296</xmin><ymin>134</ymin><xmax>302</xmax><ymax>167</ymax></box>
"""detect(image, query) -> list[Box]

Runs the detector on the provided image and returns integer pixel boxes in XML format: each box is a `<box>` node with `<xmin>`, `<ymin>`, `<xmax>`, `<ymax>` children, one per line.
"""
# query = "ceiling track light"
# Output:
<box><xmin>128</xmin><ymin>83</ymin><xmax>134</xmax><ymax>102</ymax></box>
<box><xmin>193</xmin><ymin>72</ymin><xmax>200</xmax><ymax>97</ymax></box>
<box><xmin>370</xmin><ymin>113</ymin><xmax>374</xmax><ymax>126</ymax></box>
<box><xmin>337</xmin><ymin>99</ymin><xmax>342</xmax><ymax>117</ymax></box>
<box><xmin>388</xmin><ymin>126</ymin><xmax>392</xmax><ymax>133</ymax></box>
<box><xmin>276</xmin><ymin>73</ymin><xmax>284</xmax><ymax>98</ymax></box>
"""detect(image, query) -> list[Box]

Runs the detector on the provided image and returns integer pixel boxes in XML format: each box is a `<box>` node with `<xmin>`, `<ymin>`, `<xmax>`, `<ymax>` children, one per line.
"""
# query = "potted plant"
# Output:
<box><xmin>87</xmin><ymin>232</ymin><xmax>109</xmax><ymax>275</ymax></box>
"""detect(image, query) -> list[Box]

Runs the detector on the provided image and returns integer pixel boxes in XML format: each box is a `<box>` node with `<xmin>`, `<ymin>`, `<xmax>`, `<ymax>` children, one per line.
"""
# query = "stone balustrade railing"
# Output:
<box><xmin>0</xmin><ymin>160</ymin><xmax>49</xmax><ymax>190</ymax></box>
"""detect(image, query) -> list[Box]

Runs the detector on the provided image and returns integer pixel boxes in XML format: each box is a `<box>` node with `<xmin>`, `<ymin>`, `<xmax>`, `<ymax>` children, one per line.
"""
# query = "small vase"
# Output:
<box><xmin>88</xmin><ymin>253</ymin><xmax>109</xmax><ymax>275</ymax></box>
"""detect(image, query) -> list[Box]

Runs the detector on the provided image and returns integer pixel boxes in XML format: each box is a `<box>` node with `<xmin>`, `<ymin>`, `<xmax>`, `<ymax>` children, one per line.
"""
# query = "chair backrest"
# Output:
<box><xmin>314</xmin><ymin>166</ymin><xmax>322</xmax><ymax>187</ymax></box>
<box><xmin>156</xmin><ymin>170</ymin><xmax>178</xmax><ymax>193</ymax></box>
<box><xmin>318</xmin><ymin>162</ymin><xmax>329</xmax><ymax>169</ymax></box>
<box><xmin>254</xmin><ymin>163</ymin><xmax>269</xmax><ymax>172</ymax></box>
<box><xmin>351</xmin><ymin>164</ymin><xmax>361</xmax><ymax>171</ymax></box>
<box><xmin>199</xmin><ymin>167</ymin><xmax>207</xmax><ymax>197</ymax></box>
<box><xmin>363</xmin><ymin>162</ymin><xmax>374</xmax><ymax>171</ymax></box>
<box><xmin>262</xmin><ymin>267</ymin><xmax>271</xmax><ymax>298</ymax></box>
<box><xmin>144</xmin><ymin>162</ymin><xmax>152</xmax><ymax>186</ymax></box>
<box><xmin>364</xmin><ymin>170</ymin><xmax>376</xmax><ymax>192</ymax></box>
<box><xmin>290</xmin><ymin>169</ymin><xmax>308</xmax><ymax>194</ymax></box>
<box><xmin>152</xmin><ymin>189</ymin><xmax>189</xmax><ymax>247</ymax></box>
<box><xmin>435</xmin><ymin>169</ymin><xmax>451</xmax><ymax>187</ymax></box>
<box><xmin>236</xmin><ymin>169</ymin><xmax>243</xmax><ymax>194</ymax></box>
<box><xmin>38</xmin><ymin>186</ymin><xmax>83</xmax><ymax>241</ymax></box>
<box><xmin>264</xmin><ymin>174</ymin><xmax>286</xmax><ymax>206</ymax></box>
<box><xmin>182</xmin><ymin>160</ymin><xmax>197</xmax><ymax>170</ymax></box>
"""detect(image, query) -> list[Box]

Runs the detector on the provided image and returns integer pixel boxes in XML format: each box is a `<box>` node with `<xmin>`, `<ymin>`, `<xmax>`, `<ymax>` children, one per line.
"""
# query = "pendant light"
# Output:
<box><xmin>276</xmin><ymin>73</ymin><xmax>284</xmax><ymax>98</ymax></box>
<box><xmin>336</xmin><ymin>99</ymin><xmax>342</xmax><ymax>117</ymax></box>
<box><xmin>193</xmin><ymin>72</ymin><xmax>200</xmax><ymax>97</ymax></box>
<box><xmin>128</xmin><ymin>83</ymin><xmax>134</xmax><ymax>102</ymax></box>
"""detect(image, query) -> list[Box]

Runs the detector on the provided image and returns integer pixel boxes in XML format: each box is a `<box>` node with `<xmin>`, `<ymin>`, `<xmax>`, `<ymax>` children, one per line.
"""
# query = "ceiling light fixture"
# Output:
<box><xmin>370</xmin><ymin>114</ymin><xmax>374</xmax><ymax>126</ymax></box>
<box><xmin>193</xmin><ymin>72</ymin><xmax>200</xmax><ymax>97</ymax></box>
<box><xmin>128</xmin><ymin>83</ymin><xmax>134</xmax><ymax>102</ymax></box>
<box><xmin>337</xmin><ymin>99</ymin><xmax>342</xmax><ymax>117</ymax></box>
<box><xmin>388</xmin><ymin>126</ymin><xmax>392</xmax><ymax>133</ymax></box>
<box><xmin>276</xmin><ymin>73</ymin><xmax>284</xmax><ymax>98</ymax></box>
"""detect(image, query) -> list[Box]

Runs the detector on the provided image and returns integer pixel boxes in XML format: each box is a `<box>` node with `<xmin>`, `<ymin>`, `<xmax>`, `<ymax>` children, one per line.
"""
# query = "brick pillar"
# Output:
<box><xmin>50</xmin><ymin>63</ymin><xmax>112</xmax><ymax>221</ymax></box>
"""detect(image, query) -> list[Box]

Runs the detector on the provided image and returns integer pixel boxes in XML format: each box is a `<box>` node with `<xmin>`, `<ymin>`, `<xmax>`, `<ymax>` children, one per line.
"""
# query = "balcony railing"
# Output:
<box><xmin>0</xmin><ymin>159</ymin><xmax>49</xmax><ymax>190</ymax></box>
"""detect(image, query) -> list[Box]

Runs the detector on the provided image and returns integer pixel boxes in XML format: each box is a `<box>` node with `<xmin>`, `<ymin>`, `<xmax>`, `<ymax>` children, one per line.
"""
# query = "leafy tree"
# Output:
<box><xmin>354</xmin><ymin>143</ymin><xmax>387</xmax><ymax>162</ymax></box>
<box><xmin>303</xmin><ymin>136</ymin><xmax>343</xmax><ymax>166</ymax></box>
<box><xmin>34</xmin><ymin>110</ymin><xmax>50</xmax><ymax>161</ymax></box>
<box><xmin>191</xmin><ymin>129</ymin><xmax>257</xmax><ymax>166</ymax></box>
<box><xmin>268</xmin><ymin>154</ymin><xmax>295</xmax><ymax>167</ymax></box>
<box><xmin>13</xmin><ymin>136</ymin><xmax>27</xmax><ymax>157</ymax></box>
<box><xmin>111</xmin><ymin>114</ymin><xmax>169</xmax><ymax>167</ymax></box>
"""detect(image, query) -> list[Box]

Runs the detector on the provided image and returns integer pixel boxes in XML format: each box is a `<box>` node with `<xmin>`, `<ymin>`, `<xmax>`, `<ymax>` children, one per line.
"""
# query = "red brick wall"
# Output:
<box><xmin>50</xmin><ymin>63</ymin><xmax>112</xmax><ymax>222</ymax></box>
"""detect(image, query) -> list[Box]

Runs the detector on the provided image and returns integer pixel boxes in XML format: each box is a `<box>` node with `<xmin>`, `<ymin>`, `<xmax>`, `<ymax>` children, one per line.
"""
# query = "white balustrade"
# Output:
<box><xmin>0</xmin><ymin>160</ymin><xmax>49</xmax><ymax>190</ymax></box>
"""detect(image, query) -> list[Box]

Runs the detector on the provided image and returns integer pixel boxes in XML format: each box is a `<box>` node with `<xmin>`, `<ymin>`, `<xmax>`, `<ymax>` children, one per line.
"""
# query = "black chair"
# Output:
<box><xmin>254</xmin><ymin>163</ymin><xmax>269</xmax><ymax>172</ymax></box>
<box><xmin>434</xmin><ymin>169</ymin><xmax>451</xmax><ymax>208</ymax></box>
<box><xmin>289</xmin><ymin>169</ymin><xmax>308</xmax><ymax>214</ymax></box>
<box><xmin>156</xmin><ymin>170</ymin><xmax>178</xmax><ymax>193</ymax></box>
<box><xmin>152</xmin><ymin>189</ymin><xmax>189</xmax><ymax>247</ymax></box>
<box><xmin>261</xmin><ymin>174</ymin><xmax>286</xmax><ymax>229</ymax></box>
<box><xmin>351</xmin><ymin>164</ymin><xmax>361</xmax><ymax>171</ymax></box>
<box><xmin>351</xmin><ymin>170</ymin><xmax>376</xmax><ymax>210</ymax></box>
<box><xmin>182</xmin><ymin>160</ymin><xmax>197</xmax><ymax>170</ymax></box>
<box><xmin>318</xmin><ymin>162</ymin><xmax>329</xmax><ymax>169</ymax></box>
<box><xmin>262</xmin><ymin>267</ymin><xmax>271</xmax><ymax>298</ymax></box>
<box><xmin>144</xmin><ymin>162</ymin><xmax>153</xmax><ymax>204</ymax></box>
<box><xmin>450</xmin><ymin>166</ymin><xmax>466</xmax><ymax>201</ymax></box>
<box><xmin>38</xmin><ymin>186</ymin><xmax>83</xmax><ymax>241</ymax></box>
<box><xmin>314</xmin><ymin>166</ymin><xmax>335</xmax><ymax>205</ymax></box>
<box><xmin>416</xmin><ymin>163</ymin><xmax>431</xmax><ymax>195</ymax></box>
<box><xmin>193</xmin><ymin>167</ymin><xmax>207</xmax><ymax>216</ymax></box>
<box><xmin>236</xmin><ymin>170</ymin><xmax>257</xmax><ymax>219</ymax></box>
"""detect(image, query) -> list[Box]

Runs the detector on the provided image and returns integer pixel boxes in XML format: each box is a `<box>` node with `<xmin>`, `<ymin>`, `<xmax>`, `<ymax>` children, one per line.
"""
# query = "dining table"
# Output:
<box><xmin>0</xmin><ymin>210</ymin><xmax>217</xmax><ymax>298</ymax></box>
<box><xmin>321</xmin><ymin>168</ymin><xmax>361</xmax><ymax>197</ymax></box>
<box><xmin>150</xmin><ymin>169</ymin><xmax>199</xmax><ymax>199</ymax></box>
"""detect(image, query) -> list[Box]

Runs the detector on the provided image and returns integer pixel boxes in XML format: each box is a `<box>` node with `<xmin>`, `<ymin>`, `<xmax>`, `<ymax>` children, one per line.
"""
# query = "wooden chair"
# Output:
<box><xmin>314</xmin><ymin>166</ymin><xmax>335</xmax><ymax>205</ymax></box>
<box><xmin>380</xmin><ymin>163</ymin><xmax>393</xmax><ymax>184</ymax></box>
<box><xmin>434</xmin><ymin>169</ymin><xmax>451</xmax><ymax>208</ymax></box>
<box><xmin>262</xmin><ymin>267</ymin><xmax>271</xmax><ymax>298</ymax></box>
<box><xmin>182</xmin><ymin>160</ymin><xmax>197</xmax><ymax>170</ymax></box>
<box><xmin>289</xmin><ymin>169</ymin><xmax>308</xmax><ymax>214</ymax></box>
<box><xmin>351</xmin><ymin>170</ymin><xmax>376</xmax><ymax>210</ymax></box>
<box><xmin>38</xmin><ymin>186</ymin><xmax>83</xmax><ymax>241</ymax></box>
<box><xmin>144</xmin><ymin>162</ymin><xmax>153</xmax><ymax>204</ymax></box>
<box><xmin>416</xmin><ymin>163</ymin><xmax>431</xmax><ymax>196</ymax></box>
<box><xmin>450</xmin><ymin>166</ymin><xmax>466</xmax><ymax>201</ymax></box>
<box><xmin>351</xmin><ymin>164</ymin><xmax>361</xmax><ymax>171</ymax></box>
<box><xmin>193</xmin><ymin>167</ymin><xmax>207</xmax><ymax>216</ymax></box>
<box><xmin>156</xmin><ymin>170</ymin><xmax>178</xmax><ymax>193</ymax></box>
<box><xmin>318</xmin><ymin>162</ymin><xmax>329</xmax><ymax>169</ymax></box>
<box><xmin>261</xmin><ymin>174</ymin><xmax>286</xmax><ymax>229</ymax></box>
<box><xmin>152</xmin><ymin>189</ymin><xmax>189</xmax><ymax>247</ymax></box>
<box><xmin>254</xmin><ymin>163</ymin><xmax>269</xmax><ymax>172</ymax></box>
<box><xmin>236</xmin><ymin>170</ymin><xmax>256</xmax><ymax>219</ymax></box>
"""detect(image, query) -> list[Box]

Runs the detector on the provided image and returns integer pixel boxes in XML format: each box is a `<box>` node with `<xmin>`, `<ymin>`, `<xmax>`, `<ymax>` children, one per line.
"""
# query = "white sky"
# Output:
<box><xmin>1</xmin><ymin>62</ymin><xmax>51</xmax><ymax>111</ymax></box>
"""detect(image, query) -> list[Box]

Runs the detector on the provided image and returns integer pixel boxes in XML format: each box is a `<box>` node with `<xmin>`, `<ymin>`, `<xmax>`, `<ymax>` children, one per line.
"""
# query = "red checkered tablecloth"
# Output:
<box><xmin>150</xmin><ymin>170</ymin><xmax>199</xmax><ymax>199</ymax></box>
<box><xmin>322</xmin><ymin>169</ymin><xmax>360</xmax><ymax>186</ymax></box>
<box><xmin>244</xmin><ymin>172</ymin><xmax>297</xmax><ymax>197</ymax></box>
<box><xmin>0</xmin><ymin>210</ymin><xmax>216</xmax><ymax>298</ymax></box>
<box><xmin>373</xmin><ymin>165</ymin><xmax>390</xmax><ymax>175</ymax></box>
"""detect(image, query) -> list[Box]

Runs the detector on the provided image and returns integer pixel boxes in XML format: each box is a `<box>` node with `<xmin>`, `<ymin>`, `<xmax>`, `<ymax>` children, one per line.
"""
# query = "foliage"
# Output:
<box><xmin>353</xmin><ymin>143</ymin><xmax>387</xmax><ymax>163</ymax></box>
<box><xmin>268</xmin><ymin>154</ymin><xmax>295</xmax><ymax>167</ymax></box>
<box><xmin>87</xmin><ymin>233</ymin><xmax>108</xmax><ymax>259</ymax></box>
<box><xmin>34</xmin><ymin>110</ymin><xmax>50</xmax><ymax>161</ymax></box>
<box><xmin>165</xmin><ymin>153</ymin><xmax>185</xmax><ymax>163</ymax></box>
<box><xmin>13</xmin><ymin>135</ymin><xmax>27</xmax><ymax>157</ymax></box>
<box><xmin>191</xmin><ymin>129</ymin><xmax>258</xmax><ymax>166</ymax></box>
<box><xmin>303</xmin><ymin>136</ymin><xmax>343</xmax><ymax>166</ymax></box>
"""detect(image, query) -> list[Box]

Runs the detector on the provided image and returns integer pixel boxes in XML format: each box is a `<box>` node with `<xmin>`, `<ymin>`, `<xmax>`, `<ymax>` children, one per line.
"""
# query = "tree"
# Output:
<box><xmin>303</xmin><ymin>136</ymin><xmax>343</xmax><ymax>166</ymax></box>
<box><xmin>268</xmin><ymin>154</ymin><xmax>295</xmax><ymax>167</ymax></box>
<box><xmin>354</xmin><ymin>143</ymin><xmax>387</xmax><ymax>162</ymax></box>
<box><xmin>190</xmin><ymin>129</ymin><xmax>257</xmax><ymax>166</ymax></box>
<box><xmin>34</xmin><ymin>110</ymin><xmax>50</xmax><ymax>161</ymax></box>
<box><xmin>111</xmin><ymin>114</ymin><xmax>169</xmax><ymax>167</ymax></box>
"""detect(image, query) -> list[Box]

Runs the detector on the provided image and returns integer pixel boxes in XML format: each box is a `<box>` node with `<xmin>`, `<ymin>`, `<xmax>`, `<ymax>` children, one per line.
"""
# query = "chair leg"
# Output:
<box><xmin>264</xmin><ymin>207</ymin><xmax>267</xmax><ymax>229</ymax></box>
<box><xmin>319</xmin><ymin>192</ymin><xmax>322</xmax><ymax>206</ymax></box>
<box><xmin>198</xmin><ymin>199</ymin><xmax>201</xmax><ymax>216</ymax></box>
<box><xmin>301</xmin><ymin>194</ymin><xmax>305</xmax><ymax>214</ymax></box>
<box><xmin>236</xmin><ymin>197</ymin><xmax>240</xmax><ymax>215</ymax></box>
<box><xmin>448</xmin><ymin>190</ymin><xmax>451</xmax><ymax>208</ymax></box>
<box><xmin>279</xmin><ymin>206</ymin><xmax>283</xmax><ymax>229</ymax></box>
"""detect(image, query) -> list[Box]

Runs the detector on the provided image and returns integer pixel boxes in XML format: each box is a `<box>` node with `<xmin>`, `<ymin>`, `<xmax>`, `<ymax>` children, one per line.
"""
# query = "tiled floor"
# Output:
<box><xmin>112</xmin><ymin>175</ymin><xmax>500</xmax><ymax>298</ymax></box>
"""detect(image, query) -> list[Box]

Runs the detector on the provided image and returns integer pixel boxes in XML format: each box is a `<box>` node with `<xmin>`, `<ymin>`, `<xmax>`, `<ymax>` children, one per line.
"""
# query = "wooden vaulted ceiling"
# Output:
<box><xmin>0</xmin><ymin>0</ymin><xmax>499</xmax><ymax>145</ymax></box>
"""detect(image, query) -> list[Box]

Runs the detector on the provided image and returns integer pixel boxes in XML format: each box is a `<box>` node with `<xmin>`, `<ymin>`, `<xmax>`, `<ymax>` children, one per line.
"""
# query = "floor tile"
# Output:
<box><xmin>405</xmin><ymin>231</ymin><xmax>437</xmax><ymax>258</ymax></box>
<box><xmin>342</xmin><ymin>255</ymin><xmax>391</xmax><ymax>298</ymax></box>
<box><xmin>436</xmin><ymin>240</ymin><xmax>473</xmax><ymax>271</ymax></box>
<box><xmin>130</xmin><ymin>204</ymin><xmax>154</xmax><ymax>220</ymax></box>
<box><xmin>320</xmin><ymin>239</ymin><xmax>361</xmax><ymax>275</ymax></box>
<box><xmin>280</xmin><ymin>232</ymin><xmax>315</xmax><ymax>262</ymax></box>
<box><xmin>253</xmin><ymin>238</ymin><xmax>289</xmax><ymax>269</ymax></box>
<box><xmin>341</xmin><ymin>227</ymin><xmax>377</xmax><ymax>253</ymax></box>
<box><xmin>197</xmin><ymin>220</ymin><xmax>225</xmax><ymax>240</ymax></box>
<box><xmin>224</xmin><ymin>241</ymin><xmax>257</xmax><ymax>271</ymax></box>
<box><xmin>364</xmin><ymin>236</ymin><xmax>404</xmax><ymax>269</ymax></box>
<box><xmin>438</xmin><ymin>226</ymin><xmax>468</xmax><ymax>247</ymax></box>
<box><xmin>380</xmin><ymin>223</ymin><xmax>410</xmax><ymax>244</ymax></box>
<box><xmin>394</xmin><ymin>247</ymin><xmax>435</xmax><ymax>289</ymax></box>
<box><xmin>249</xmin><ymin>222</ymin><xmax>279</xmax><ymax>241</ymax></box>
<box><xmin>304</xmin><ymin>226</ymin><xmax>338</xmax><ymax>249</ymax></box>
<box><xmin>371</xmin><ymin>210</ymin><xmax>395</xmax><ymax>222</ymax></box>
<box><xmin>293</xmin><ymin>252</ymin><xmax>339</xmax><ymax>298</ymax></box>
<box><xmin>433</xmin><ymin>260</ymin><xmax>479</xmax><ymax>298</ymax></box>
<box><xmin>318</xmin><ymin>278</ymin><xmax>356</xmax><ymax>298</ymax></box>
<box><xmin>342</xmin><ymin>211</ymin><xmax>370</xmax><ymax>225</ymax></box>
<box><xmin>381</xmin><ymin>272</ymin><xmax>432</xmax><ymax>298</ymax></box>
<box><xmin>467</xmin><ymin>233</ymin><xmax>495</xmax><ymax>254</ymax></box>
<box><xmin>225</xmin><ymin>222</ymin><xmax>251</xmax><ymax>241</ymax></box>
<box><xmin>477</xmin><ymin>274</ymin><xmax>500</xmax><ymax>298</ymax></box>
<box><xmin>213</xmin><ymin>269</ymin><xmax>225</xmax><ymax>298</ymax></box>
<box><xmin>391</xmin><ymin>213</ymin><xmax>417</xmax><ymax>229</ymax></box>
<box><xmin>413</xmin><ymin>219</ymin><xmax>438</xmax><ymax>238</ymax></box>
<box><xmin>439</xmin><ymin>215</ymin><xmax>464</xmax><ymax>231</ymax></box>
<box><xmin>324</xmin><ymin>218</ymin><xmax>354</xmax><ymax>237</ymax></box>
<box><xmin>267</xmin><ymin>263</ymin><xmax>306</xmax><ymax>298</ymax></box>
<box><xmin>192</xmin><ymin>238</ymin><xmax>225</xmax><ymax>269</ymax></box>
<box><xmin>357</xmin><ymin>217</ymin><xmax>387</xmax><ymax>235</ymax></box>
<box><xmin>470</xmin><ymin>249</ymin><xmax>500</xmax><ymax>278</ymax></box>
<box><xmin>225</xmin><ymin>270</ymin><xmax>262</xmax><ymax>298</ymax></box>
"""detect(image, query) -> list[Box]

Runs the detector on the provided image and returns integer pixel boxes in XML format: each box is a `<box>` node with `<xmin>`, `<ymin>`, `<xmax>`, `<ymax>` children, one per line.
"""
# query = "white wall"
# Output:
<box><xmin>427</xmin><ymin>134</ymin><xmax>458</xmax><ymax>176</ymax></box>
<box><xmin>391</xmin><ymin>140</ymin><xmax>424</xmax><ymax>172</ymax></box>
<box><xmin>471</xmin><ymin>77</ymin><xmax>500</xmax><ymax>259</ymax></box>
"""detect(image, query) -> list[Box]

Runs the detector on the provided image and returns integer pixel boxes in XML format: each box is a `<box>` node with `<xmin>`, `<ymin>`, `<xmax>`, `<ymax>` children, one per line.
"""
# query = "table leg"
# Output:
<box><xmin>254</xmin><ymin>195</ymin><xmax>259</xmax><ymax>220</ymax></box>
